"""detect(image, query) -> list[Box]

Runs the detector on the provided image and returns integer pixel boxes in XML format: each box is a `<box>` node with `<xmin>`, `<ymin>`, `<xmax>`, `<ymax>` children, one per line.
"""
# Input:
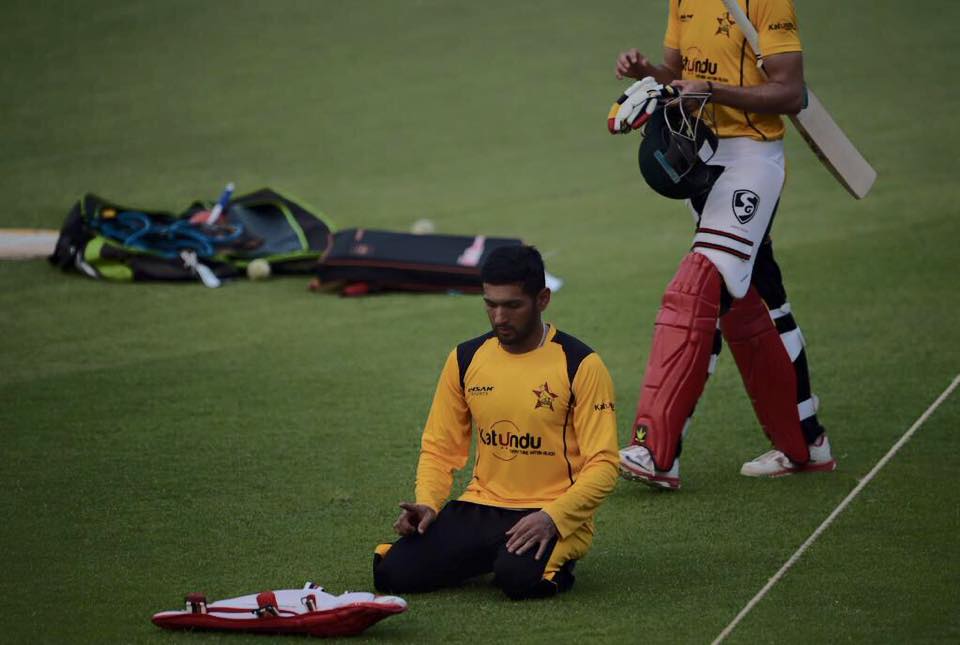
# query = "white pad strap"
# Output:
<box><xmin>798</xmin><ymin>395</ymin><xmax>819</xmax><ymax>420</ymax></box>
<box><xmin>780</xmin><ymin>327</ymin><xmax>805</xmax><ymax>362</ymax></box>
<box><xmin>768</xmin><ymin>302</ymin><xmax>792</xmax><ymax>320</ymax></box>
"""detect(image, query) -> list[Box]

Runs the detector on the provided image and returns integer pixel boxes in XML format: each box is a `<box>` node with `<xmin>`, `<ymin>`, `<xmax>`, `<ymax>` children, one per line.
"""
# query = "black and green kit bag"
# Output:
<box><xmin>49</xmin><ymin>189</ymin><xmax>333</xmax><ymax>285</ymax></box>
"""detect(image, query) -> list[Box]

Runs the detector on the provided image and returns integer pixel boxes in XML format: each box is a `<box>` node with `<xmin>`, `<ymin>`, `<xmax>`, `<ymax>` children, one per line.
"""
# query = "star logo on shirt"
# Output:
<box><xmin>716</xmin><ymin>12</ymin><xmax>736</xmax><ymax>37</ymax></box>
<box><xmin>532</xmin><ymin>381</ymin><xmax>558</xmax><ymax>411</ymax></box>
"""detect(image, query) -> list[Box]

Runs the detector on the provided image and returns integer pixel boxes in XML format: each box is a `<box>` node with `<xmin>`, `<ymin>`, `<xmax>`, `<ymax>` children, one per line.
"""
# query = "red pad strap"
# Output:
<box><xmin>720</xmin><ymin>286</ymin><xmax>809</xmax><ymax>463</ymax></box>
<box><xmin>633</xmin><ymin>253</ymin><xmax>721</xmax><ymax>470</ymax></box>
<box><xmin>256</xmin><ymin>591</ymin><xmax>282</xmax><ymax>617</ymax></box>
<box><xmin>185</xmin><ymin>593</ymin><xmax>207</xmax><ymax>614</ymax></box>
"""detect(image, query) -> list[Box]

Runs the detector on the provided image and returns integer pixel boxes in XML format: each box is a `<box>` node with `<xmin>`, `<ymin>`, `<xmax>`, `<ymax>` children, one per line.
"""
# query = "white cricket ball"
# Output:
<box><xmin>246</xmin><ymin>258</ymin><xmax>271</xmax><ymax>280</ymax></box>
<box><xmin>410</xmin><ymin>218</ymin><xmax>435</xmax><ymax>235</ymax></box>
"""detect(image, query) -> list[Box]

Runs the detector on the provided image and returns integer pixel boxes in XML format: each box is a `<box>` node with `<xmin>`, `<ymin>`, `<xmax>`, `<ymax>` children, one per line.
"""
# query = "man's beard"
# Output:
<box><xmin>494</xmin><ymin>317</ymin><xmax>540</xmax><ymax>346</ymax></box>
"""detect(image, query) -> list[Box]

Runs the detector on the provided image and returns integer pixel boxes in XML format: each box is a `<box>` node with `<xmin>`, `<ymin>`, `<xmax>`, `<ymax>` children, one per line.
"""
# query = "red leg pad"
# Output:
<box><xmin>720</xmin><ymin>286</ymin><xmax>809</xmax><ymax>463</ymax></box>
<box><xmin>633</xmin><ymin>253</ymin><xmax>721</xmax><ymax>470</ymax></box>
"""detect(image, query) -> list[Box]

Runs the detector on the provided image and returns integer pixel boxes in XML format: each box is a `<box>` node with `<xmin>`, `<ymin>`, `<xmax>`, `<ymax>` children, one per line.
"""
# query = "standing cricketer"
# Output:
<box><xmin>373</xmin><ymin>246</ymin><xmax>619</xmax><ymax>599</ymax></box>
<box><xmin>614</xmin><ymin>0</ymin><xmax>837</xmax><ymax>489</ymax></box>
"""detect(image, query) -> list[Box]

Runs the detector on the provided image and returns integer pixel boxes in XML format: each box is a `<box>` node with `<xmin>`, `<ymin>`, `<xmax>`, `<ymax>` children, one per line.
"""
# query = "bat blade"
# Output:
<box><xmin>720</xmin><ymin>0</ymin><xmax>877</xmax><ymax>199</ymax></box>
<box><xmin>790</xmin><ymin>89</ymin><xmax>877</xmax><ymax>199</ymax></box>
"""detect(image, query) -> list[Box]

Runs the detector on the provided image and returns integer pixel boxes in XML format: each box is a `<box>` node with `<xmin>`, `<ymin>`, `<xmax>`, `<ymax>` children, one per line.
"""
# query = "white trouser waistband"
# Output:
<box><xmin>713</xmin><ymin>137</ymin><xmax>785</xmax><ymax>166</ymax></box>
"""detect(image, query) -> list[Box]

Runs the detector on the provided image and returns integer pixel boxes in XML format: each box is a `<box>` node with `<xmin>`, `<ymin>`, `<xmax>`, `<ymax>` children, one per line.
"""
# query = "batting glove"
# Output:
<box><xmin>607</xmin><ymin>77</ymin><xmax>676</xmax><ymax>134</ymax></box>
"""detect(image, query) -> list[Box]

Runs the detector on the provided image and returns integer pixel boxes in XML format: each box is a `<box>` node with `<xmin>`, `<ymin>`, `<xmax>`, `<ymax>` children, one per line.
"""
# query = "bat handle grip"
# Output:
<box><xmin>206</xmin><ymin>182</ymin><xmax>235</xmax><ymax>226</ymax></box>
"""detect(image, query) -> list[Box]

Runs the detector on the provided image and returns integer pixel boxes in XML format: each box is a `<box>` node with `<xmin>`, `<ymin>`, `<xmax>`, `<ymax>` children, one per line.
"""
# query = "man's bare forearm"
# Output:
<box><xmin>651</xmin><ymin>47</ymin><xmax>682</xmax><ymax>83</ymax></box>
<box><xmin>675</xmin><ymin>52</ymin><xmax>805</xmax><ymax>115</ymax></box>
<box><xmin>708</xmin><ymin>80</ymin><xmax>804</xmax><ymax>114</ymax></box>
<box><xmin>647</xmin><ymin>63</ymin><xmax>679</xmax><ymax>85</ymax></box>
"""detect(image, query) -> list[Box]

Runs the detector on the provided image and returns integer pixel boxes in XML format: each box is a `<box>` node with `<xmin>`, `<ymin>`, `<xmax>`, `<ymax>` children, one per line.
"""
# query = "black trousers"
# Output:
<box><xmin>373</xmin><ymin>501</ymin><xmax>574</xmax><ymax>600</ymax></box>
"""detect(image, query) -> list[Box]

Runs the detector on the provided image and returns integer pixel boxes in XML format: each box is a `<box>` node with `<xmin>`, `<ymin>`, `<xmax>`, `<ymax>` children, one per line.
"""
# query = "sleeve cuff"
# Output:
<box><xmin>541</xmin><ymin>505</ymin><xmax>573</xmax><ymax>539</ymax></box>
<box><xmin>761</xmin><ymin>44</ymin><xmax>802</xmax><ymax>56</ymax></box>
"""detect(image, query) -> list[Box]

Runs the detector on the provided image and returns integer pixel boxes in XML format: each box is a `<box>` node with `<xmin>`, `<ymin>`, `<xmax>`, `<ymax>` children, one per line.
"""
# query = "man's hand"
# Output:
<box><xmin>505</xmin><ymin>511</ymin><xmax>558</xmax><ymax>561</ymax></box>
<box><xmin>393</xmin><ymin>502</ymin><xmax>437</xmax><ymax>536</ymax></box>
<box><xmin>616</xmin><ymin>48</ymin><xmax>652</xmax><ymax>80</ymax></box>
<box><xmin>671</xmin><ymin>79</ymin><xmax>711</xmax><ymax>96</ymax></box>
<box><xmin>608</xmin><ymin>77</ymin><xmax>676</xmax><ymax>134</ymax></box>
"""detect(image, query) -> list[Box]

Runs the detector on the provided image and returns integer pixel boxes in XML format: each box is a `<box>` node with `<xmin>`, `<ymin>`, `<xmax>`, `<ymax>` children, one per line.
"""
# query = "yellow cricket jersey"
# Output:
<box><xmin>415</xmin><ymin>325</ymin><xmax>619</xmax><ymax>539</ymax></box>
<box><xmin>665</xmin><ymin>0</ymin><xmax>802</xmax><ymax>140</ymax></box>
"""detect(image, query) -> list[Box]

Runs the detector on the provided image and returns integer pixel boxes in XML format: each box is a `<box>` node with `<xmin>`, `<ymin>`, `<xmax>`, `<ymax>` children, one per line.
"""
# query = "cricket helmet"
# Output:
<box><xmin>638</xmin><ymin>95</ymin><xmax>722</xmax><ymax>200</ymax></box>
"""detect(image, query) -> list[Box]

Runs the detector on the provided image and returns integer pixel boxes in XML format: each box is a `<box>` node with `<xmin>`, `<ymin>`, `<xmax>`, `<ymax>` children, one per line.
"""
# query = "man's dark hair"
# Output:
<box><xmin>480</xmin><ymin>245</ymin><xmax>546</xmax><ymax>297</ymax></box>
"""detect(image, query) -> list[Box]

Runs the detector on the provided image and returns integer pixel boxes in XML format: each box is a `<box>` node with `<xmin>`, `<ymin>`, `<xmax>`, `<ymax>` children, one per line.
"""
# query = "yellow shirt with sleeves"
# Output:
<box><xmin>414</xmin><ymin>325</ymin><xmax>619</xmax><ymax>540</ymax></box>
<box><xmin>664</xmin><ymin>0</ymin><xmax>802</xmax><ymax>140</ymax></box>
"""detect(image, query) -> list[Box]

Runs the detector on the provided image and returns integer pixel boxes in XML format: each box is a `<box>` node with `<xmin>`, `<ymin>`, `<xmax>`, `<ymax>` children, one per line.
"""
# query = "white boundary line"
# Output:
<box><xmin>712</xmin><ymin>373</ymin><xmax>960</xmax><ymax>645</ymax></box>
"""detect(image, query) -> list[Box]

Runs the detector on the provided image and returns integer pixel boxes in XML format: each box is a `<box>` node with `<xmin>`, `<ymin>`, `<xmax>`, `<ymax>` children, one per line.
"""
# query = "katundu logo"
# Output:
<box><xmin>732</xmin><ymin>189</ymin><xmax>760</xmax><ymax>224</ymax></box>
<box><xmin>682</xmin><ymin>48</ymin><xmax>718</xmax><ymax>76</ymax></box>
<box><xmin>479</xmin><ymin>420</ymin><xmax>551</xmax><ymax>461</ymax></box>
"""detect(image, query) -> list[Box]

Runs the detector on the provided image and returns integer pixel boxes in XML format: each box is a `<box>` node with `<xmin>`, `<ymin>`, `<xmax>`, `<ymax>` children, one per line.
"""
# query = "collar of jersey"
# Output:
<box><xmin>496</xmin><ymin>323</ymin><xmax>555</xmax><ymax>356</ymax></box>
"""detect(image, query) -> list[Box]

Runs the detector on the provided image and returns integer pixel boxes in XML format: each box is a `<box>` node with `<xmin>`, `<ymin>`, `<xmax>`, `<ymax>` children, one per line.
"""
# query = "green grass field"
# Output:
<box><xmin>2</xmin><ymin>1</ymin><xmax>959</xmax><ymax>642</ymax></box>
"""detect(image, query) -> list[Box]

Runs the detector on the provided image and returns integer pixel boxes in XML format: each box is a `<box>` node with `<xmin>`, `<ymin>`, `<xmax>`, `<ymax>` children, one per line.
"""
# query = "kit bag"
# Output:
<box><xmin>49</xmin><ymin>189</ymin><xmax>333</xmax><ymax>283</ymax></box>
<box><xmin>314</xmin><ymin>228</ymin><xmax>522</xmax><ymax>294</ymax></box>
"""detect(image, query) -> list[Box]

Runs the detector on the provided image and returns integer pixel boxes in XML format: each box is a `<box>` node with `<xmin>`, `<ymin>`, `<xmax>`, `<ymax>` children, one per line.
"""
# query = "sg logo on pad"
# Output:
<box><xmin>732</xmin><ymin>189</ymin><xmax>760</xmax><ymax>224</ymax></box>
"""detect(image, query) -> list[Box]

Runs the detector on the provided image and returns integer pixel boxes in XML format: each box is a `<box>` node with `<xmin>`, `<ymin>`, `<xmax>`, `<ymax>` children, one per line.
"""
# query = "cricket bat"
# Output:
<box><xmin>720</xmin><ymin>0</ymin><xmax>877</xmax><ymax>199</ymax></box>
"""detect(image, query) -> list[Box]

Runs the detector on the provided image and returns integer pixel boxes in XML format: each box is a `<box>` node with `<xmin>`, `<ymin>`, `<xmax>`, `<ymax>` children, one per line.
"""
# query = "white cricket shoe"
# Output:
<box><xmin>619</xmin><ymin>444</ymin><xmax>680</xmax><ymax>490</ymax></box>
<box><xmin>740</xmin><ymin>434</ymin><xmax>837</xmax><ymax>478</ymax></box>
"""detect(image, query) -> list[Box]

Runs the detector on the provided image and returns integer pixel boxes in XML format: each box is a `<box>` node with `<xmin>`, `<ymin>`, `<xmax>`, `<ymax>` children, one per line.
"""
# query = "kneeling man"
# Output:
<box><xmin>373</xmin><ymin>245</ymin><xmax>619</xmax><ymax>600</ymax></box>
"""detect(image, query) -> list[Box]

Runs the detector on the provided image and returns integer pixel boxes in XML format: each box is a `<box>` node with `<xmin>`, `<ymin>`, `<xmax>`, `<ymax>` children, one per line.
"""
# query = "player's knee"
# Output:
<box><xmin>373</xmin><ymin>559</ymin><xmax>415</xmax><ymax>594</ymax></box>
<box><xmin>374</xmin><ymin>541</ymin><xmax>450</xmax><ymax>594</ymax></box>
<box><xmin>663</xmin><ymin>252</ymin><xmax>724</xmax><ymax>303</ymax></box>
<box><xmin>495</xmin><ymin>574</ymin><xmax>545</xmax><ymax>600</ymax></box>
<box><xmin>655</xmin><ymin>252</ymin><xmax>724</xmax><ymax>328</ymax></box>
<box><xmin>691</xmin><ymin>248</ymin><xmax>751</xmax><ymax>299</ymax></box>
<box><xmin>493</xmin><ymin>559</ymin><xmax>548</xmax><ymax>600</ymax></box>
<box><xmin>495</xmin><ymin>559</ymin><xmax>577</xmax><ymax>600</ymax></box>
<box><xmin>372</xmin><ymin>546</ymin><xmax>418</xmax><ymax>594</ymax></box>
